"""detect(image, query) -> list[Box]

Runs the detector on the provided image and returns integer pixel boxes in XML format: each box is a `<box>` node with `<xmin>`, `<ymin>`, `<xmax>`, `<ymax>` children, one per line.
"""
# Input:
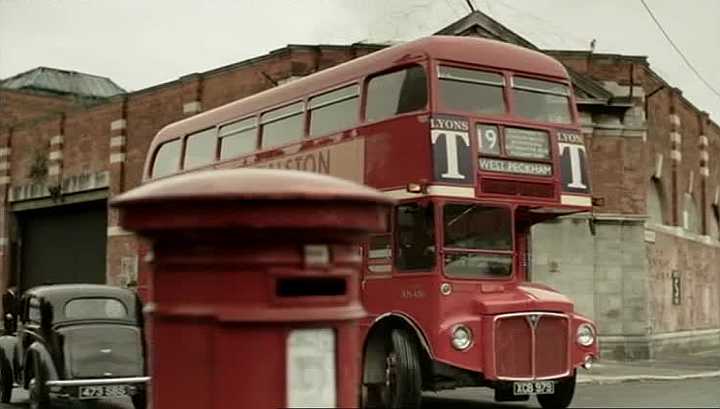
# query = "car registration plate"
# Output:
<box><xmin>78</xmin><ymin>385</ymin><xmax>129</xmax><ymax>399</ymax></box>
<box><xmin>513</xmin><ymin>380</ymin><xmax>554</xmax><ymax>395</ymax></box>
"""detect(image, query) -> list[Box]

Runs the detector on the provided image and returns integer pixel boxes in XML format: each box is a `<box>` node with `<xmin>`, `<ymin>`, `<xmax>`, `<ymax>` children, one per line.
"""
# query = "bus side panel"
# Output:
<box><xmin>363</xmin><ymin>116</ymin><xmax>432</xmax><ymax>190</ymax></box>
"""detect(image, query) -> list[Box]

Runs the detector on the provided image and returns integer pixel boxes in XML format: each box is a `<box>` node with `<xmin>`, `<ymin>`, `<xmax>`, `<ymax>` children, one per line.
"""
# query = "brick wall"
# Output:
<box><xmin>0</xmin><ymin>89</ymin><xmax>82</xmax><ymax>129</ymax></box>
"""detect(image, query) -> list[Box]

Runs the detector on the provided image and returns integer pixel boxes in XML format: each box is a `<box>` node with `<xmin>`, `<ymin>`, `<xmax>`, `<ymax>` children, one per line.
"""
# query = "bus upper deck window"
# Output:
<box><xmin>219</xmin><ymin>117</ymin><xmax>257</xmax><ymax>160</ymax></box>
<box><xmin>261</xmin><ymin>102</ymin><xmax>304</xmax><ymax>149</ymax></box>
<box><xmin>512</xmin><ymin>76</ymin><xmax>572</xmax><ymax>124</ymax></box>
<box><xmin>151</xmin><ymin>139</ymin><xmax>181</xmax><ymax>178</ymax></box>
<box><xmin>309</xmin><ymin>84</ymin><xmax>359</xmax><ymax>137</ymax></box>
<box><xmin>365</xmin><ymin>65</ymin><xmax>428</xmax><ymax>123</ymax></box>
<box><xmin>183</xmin><ymin>128</ymin><xmax>217</xmax><ymax>170</ymax></box>
<box><xmin>438</xmin><ymin>66</ymin><xmax>506</xmax><ymax>115</ymax></box>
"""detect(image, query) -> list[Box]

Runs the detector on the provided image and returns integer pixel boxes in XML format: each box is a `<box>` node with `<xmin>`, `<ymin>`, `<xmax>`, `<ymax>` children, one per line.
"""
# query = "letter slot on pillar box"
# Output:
<box><xmin>111</xmin><ymin>169</ymin><xmax>393</xmax><ymax>409</ymax></box>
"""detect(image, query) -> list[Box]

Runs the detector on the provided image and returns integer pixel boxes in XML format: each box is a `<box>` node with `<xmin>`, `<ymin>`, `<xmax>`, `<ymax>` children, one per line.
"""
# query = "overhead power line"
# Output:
<box><xmin>640</xmin><ymin>0</ymin><xmax>720</xmax><ymax>100</ymax></box>
<box><xmin>465</xmin><ymin>0</ymin><xmax>476</xmax><ymax>13</ymax></box>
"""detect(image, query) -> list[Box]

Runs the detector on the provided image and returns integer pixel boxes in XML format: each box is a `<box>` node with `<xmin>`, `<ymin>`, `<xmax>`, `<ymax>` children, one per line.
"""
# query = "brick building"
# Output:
<box><xmin>1</xmin><ymin>11</ymin><xmax>718</xmax><ymax>359</ymax></box>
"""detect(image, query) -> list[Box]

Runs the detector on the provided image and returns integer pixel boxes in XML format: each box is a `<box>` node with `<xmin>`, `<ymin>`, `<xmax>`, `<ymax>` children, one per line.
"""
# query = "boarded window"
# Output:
<box><xmin>220</xmin><ymin>117</ymin><xmax>257</xmax><ymax>160</ymax></box>
<box><xmin>309</xmin><ymin>84</ymin><xmax>359</xmax><ymax>136</ymax></box>
<box><xmin>183</xmin><ymin>128</ymin><xmax>216</xmax><ymax>169</ymax></box>
<box><xmin>152</xmin><ymin>139</ymin><xmax>181</xmax><ymax>178</ymax></box>
<box><xmin>366</xmin><ymin>65</ymin><xmax>427</xmax><ymax>122</ymax></box>
<box><xmin>647</xmin><ymin>181</ymin><xmax>665</xmax><ymax>225</ymax></box>
<box><xmin>261</xmin><ymin>102</ymin><xmax>304</xmax><ymax>149</ymax></box>
<box><xmin>439</xmin><ymin>66</ymin><xmax>506</xmax><ymax>115</ymax></box>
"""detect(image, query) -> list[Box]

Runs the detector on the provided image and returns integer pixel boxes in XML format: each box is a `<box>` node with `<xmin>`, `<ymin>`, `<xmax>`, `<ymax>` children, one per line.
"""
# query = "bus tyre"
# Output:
<box><xmin>537</xmin><ymin>374</ymin><xmax>576</xmax><ymax>409</ymax></box>
<box><xmin>381</xmin><ymin>329</ymin><xmax>422</xmax><ymax>409</ymax></box>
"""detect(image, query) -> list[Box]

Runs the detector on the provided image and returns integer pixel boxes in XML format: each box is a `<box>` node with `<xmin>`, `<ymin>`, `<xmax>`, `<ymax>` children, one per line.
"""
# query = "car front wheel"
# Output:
<box><xmin>28</xmin><ymin>359</ymin><xmax>50</xmax><ymax>409</ymax></box>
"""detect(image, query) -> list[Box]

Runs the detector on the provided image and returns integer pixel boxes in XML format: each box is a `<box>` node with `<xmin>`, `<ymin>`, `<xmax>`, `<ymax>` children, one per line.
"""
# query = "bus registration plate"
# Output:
<box><xmin>513</xmin><ymin>381</ymin><xmax>554</xmax><ymax>395</ymax></box>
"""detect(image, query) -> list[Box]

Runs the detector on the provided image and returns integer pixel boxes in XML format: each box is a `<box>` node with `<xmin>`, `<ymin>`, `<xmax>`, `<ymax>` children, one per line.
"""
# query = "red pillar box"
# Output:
<box><xmin>111</xmin><ymin>169</ymin><xmax>393</xmax><ymax>409</ymax></box>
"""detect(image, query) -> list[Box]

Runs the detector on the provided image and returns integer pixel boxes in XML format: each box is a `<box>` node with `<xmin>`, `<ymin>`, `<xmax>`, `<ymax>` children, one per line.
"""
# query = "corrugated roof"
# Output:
<box><xmin>1</xmin><ymin>67</ymin><xmax>125</xmax><ymax>98</ymax></box>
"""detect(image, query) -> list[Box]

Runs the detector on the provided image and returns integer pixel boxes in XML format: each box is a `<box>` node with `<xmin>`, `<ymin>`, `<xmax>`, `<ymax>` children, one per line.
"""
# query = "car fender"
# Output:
<box><xmin>25</xmin><ymin>341</ymin><xmax>59</xmax><ymax>383</ymax></box>
<box><xmin>0</xmin><ymin>335</ymin><xmax>16</xmax><ymax>372</ymax></box>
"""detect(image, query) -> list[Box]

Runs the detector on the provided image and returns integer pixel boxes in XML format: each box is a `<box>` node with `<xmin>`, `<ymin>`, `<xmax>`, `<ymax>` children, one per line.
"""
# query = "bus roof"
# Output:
<box><xmin>146</xmin><ymin>36</ymin><xmax>569</xmax><ymax>176</ymax></box>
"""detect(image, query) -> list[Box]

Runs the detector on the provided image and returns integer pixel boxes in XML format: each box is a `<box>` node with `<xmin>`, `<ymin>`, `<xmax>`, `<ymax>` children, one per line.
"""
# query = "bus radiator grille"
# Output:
<box><xmin>494</xmin><ymin>313</ymin><xmax>569</xmax><ymax>379</ymax></box>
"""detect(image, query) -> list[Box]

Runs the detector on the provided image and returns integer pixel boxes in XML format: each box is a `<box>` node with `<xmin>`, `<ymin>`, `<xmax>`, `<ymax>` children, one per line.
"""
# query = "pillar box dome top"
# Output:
<box><xmin>111</xmin><ymin>169</ymin><xmax>394</xmax><ymax>238</ymax></box>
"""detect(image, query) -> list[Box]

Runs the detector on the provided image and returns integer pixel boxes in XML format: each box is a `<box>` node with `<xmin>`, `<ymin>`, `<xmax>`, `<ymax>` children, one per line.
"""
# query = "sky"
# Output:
<box><xmin>1</xmin><ymin>0</ymin><xmax>719</xmax><ymax>122</ymax></box>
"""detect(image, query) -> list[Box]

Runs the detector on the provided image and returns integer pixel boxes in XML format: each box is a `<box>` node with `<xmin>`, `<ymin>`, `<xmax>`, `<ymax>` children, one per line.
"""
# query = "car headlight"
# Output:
<box><xmin>451</xmin><ymin>325</ymin><xmax>473</xmax><ymax>350</ymax></box>
<box><xmin>576</xmin><ymin>323</ymin><xmax>595</xmax><ymax>347</ymax></box>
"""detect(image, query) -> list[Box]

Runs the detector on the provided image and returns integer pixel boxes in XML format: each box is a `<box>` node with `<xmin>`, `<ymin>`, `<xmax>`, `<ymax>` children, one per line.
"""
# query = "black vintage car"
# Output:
<box><xmin>0</xmin><ymin>284</ymin><xmax>149</xmax><ymax>409</ymax></box>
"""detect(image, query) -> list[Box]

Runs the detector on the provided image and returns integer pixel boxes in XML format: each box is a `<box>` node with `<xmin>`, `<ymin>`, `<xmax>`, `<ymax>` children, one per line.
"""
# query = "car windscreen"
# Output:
<box><xmin>64</xmin><ymin>298</ymin><xmax>128</xmax><ymax>320</ymax></box>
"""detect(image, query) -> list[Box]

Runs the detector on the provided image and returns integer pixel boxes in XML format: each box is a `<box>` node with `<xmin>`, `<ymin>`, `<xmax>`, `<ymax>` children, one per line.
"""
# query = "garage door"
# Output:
<box><xmin>17</xmin><ymin>200</ymin><xmax>107</xmax><ymax>290</ymax></box>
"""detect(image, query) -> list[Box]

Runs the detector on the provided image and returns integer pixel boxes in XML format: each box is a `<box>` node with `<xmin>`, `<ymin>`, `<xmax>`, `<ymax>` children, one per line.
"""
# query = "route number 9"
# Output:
<box><xmin>478</xmin><ymin>124</ymin><xmax>501</xmax><ymax>155</ymax></box>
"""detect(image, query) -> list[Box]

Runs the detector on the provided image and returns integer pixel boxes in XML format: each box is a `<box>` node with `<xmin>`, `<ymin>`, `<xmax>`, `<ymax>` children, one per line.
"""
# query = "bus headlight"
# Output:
<box><xmin>451</xmin><ymin>325</ymin><xmax>473</xmax><ymax>350</ymax></box>
<box><xmin>576</xmin><ymin>323</ymin><xmax>595</xmax><ymax>347</ymax></box>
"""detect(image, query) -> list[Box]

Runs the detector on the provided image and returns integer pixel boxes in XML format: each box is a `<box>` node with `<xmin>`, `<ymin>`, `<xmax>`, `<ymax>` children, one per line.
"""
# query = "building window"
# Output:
<box><xmin>646</xmin><ymin>180</ymin><xmax>665</xmax><ymax>225</ymax></box>
<box><xmin>682</xmin><ymin>193</ymin><xmax>701</xmax><ymax>234</ymax></box>
<box><xmin>366</xmin><ymin>65</ymin><xmax>428</xmax><ymax>123</ymax></box>
<box><xmin>183</xmin><ymin>128</ymin><xmax>216</xmax><ymax>170</ymax></box>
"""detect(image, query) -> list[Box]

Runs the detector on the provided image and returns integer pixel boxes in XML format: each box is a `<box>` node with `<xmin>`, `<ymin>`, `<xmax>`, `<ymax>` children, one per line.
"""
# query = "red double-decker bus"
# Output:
<box><xmin>143</xmin><ymin>36</ymin><xmax>598</xmax><ymax>408</ymax></box>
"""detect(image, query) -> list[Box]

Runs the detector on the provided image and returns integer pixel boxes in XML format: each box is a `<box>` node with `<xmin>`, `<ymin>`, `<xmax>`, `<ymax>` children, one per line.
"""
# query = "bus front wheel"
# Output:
<box><xmin>537</xmin><ymin>374</ymin><xmax>576</xmax><ymax>409</ymax></box>
<box><xmin>365</xmin><ymin>329</ymin><xmax>422</xmax><ymax>409</ymax></box>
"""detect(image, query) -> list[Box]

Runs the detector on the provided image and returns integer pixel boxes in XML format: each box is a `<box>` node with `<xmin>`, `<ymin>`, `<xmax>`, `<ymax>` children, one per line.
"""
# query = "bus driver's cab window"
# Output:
<box><xmin>395</xmin><ymin>203</ymin><xmax>436</xmax><ymax>271</ymax></box>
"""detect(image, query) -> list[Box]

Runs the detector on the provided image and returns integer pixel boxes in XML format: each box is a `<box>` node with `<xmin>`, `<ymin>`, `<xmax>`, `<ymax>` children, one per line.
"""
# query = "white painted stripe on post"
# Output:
<box><xmin>111</xmin><ymin>119</ymin><xmax>127</xmax><ymax>131</ymax></box>
<box><xmin>669</xmin><ymin>114</ymin><xmax>681</xmax><ymax>127</ymax></box>
<box><xmin>700</xmin><ymin>151</ymin><xmax>709</xmax><ymax>162</ymax></box>
<box><xmin>49</xmin><ymin>151</ymin><xmax>63</xmax><ymax>160</ymax></box>
<box><xmin>110</xmin><ymin>153</ymin><xmax>126</xmax><ymax>163</ymax></box>
<box><xmin>670</xmin><ymin>150</ymin><xmax>682</xmax><ymax>161</ymax></box>
<box><xmin>110</xmin><ymin>135</ymin><xmax>126</xmax><ymax>148</ymax></box>
<box><xmin>48</xmin><ymin>165</ymin><xmax>61</xmax><ymax>176</ymax></box>
<box><xmin>0</xmin><ymin>148</ymin><xmax>10</xmax><ymax>157</ymax></box>
<box><xmin>670</xmin><ymin>132</ymin><xmax>682</xmax><ymax>144</ymax></box>
<box><xmin>50</xmin><ymin>135</ymin><xmax>64</xmax><ymax>145</ymax></box>
<box><xmin>183</xmin><ymin>101</ymin><xmax>202</xmax><ymax>114</ymax></box>
<box><xmin>700</xmin><ymin>135</ymin><xmax>709</xmax><ymax>147</ymax></box>
<box><xmin>0</xmin><ymin>162</ymin><xmax>9</xmax><ymax>171</ymax></box>
<box><xmin>0</xmin><ymin>176</ymin><xmax>10</xmax><ymax>185</ymax></box>
<box><xmin>700</xmin><ymin>167</ymin><xmax>709</xmax><ymax>177</ymax></box>
<box><xmin>560</xmin><ymin>195</ymin><xmax>592</xmax><ymax>207</ymax></box>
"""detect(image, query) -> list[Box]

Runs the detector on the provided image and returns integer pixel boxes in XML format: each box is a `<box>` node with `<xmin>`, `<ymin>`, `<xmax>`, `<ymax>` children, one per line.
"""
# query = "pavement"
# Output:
<box><xmin>577</xmin><ymin>347</ymin><xmax>720</xmax><ymax>385</ymax></box>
